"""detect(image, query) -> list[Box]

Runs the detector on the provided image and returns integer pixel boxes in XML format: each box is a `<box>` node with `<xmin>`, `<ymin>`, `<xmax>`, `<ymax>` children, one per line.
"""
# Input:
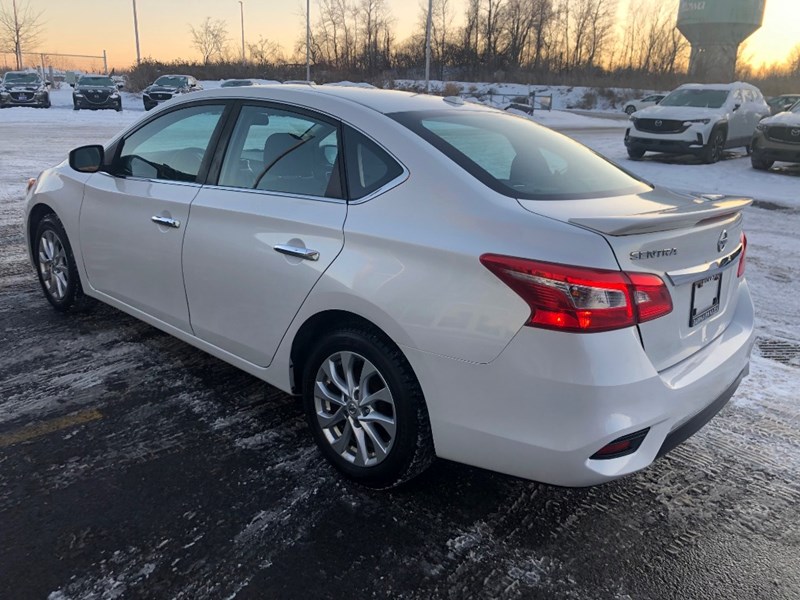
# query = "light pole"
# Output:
<box><xmin>238</xmin><ymin>1</ymin><xmax>245</xmax><ymax>66</ymax></box>
<box><xmin>132</xmin><ymin>0</ymin><xmax>141</xmax><ymax>65</ymax></box>
<box><xmin>305</xmin><ymin>0</ymin><xmax>310</xmax><ymax>81</ymax></box>
<box><xmin>424</xmin><ymin>0</ymin><xmax>432</xmax><ymax>93</ymax></box>
<box><xmin>12</xmin><ymin>0</ymin><xmax>21</xmax><ymax>69</ymax></box>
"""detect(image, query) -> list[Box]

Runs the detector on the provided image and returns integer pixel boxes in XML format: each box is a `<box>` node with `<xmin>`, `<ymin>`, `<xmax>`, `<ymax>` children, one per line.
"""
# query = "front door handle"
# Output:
<box><xmin>273</xmin><ymin>244</ymin><xmax>319</xmax><ymax>261</ymax></box>
<box><xmin>151</xmin><ymin>215</ymin><xmax>181</xmax><ymax>228</ymax></box>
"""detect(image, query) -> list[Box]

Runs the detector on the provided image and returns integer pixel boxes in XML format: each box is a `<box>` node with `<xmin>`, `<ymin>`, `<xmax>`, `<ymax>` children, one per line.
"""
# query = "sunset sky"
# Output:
<box><xmin>9</xmin><ymin>0</ymin><xmax>800</xmax><ymax>71</ymax></box>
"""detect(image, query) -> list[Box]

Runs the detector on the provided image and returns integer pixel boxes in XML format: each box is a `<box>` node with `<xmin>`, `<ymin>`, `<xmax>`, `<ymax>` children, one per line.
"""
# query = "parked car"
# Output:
<box><xmin>220</xmin><ymin>79</ymin><xmax>255</xmax><ymax>88</ymax></box>
<box><xmin>24</xmin><ymin>86</ymin><xmax>754</xmax><ymax>488</ymax></box>
<box><xmin>625</xmin><ymin>82</ymin><xmax>771</xmax><ymax>163</ymax></box>
<box><xmin>0</xmin><ymin>71</ymin><xmax>50</xmax><ymax>108</ymax></box>
<box><xmin>142</xmin><ymin>74</ymin><xmax>201</xmax><ymax>110</ymax></box>
<box><xmin>623</xmin><ymin>93</ymin><xmax>666</xmax><ymax>115</ymax></box>
<box><xmin>73</xmin><ymin>74</ymin><xmax>122</xmax><ymax>111</ymax></box>
<box><xmin>751</xmin><ymin>100</ymin><xmax>800</xmax><ymax>170</ymax></box>
<box><xmin>766</xmin><ymin>94</ymin><xmax>800</xmax><ymax>115</ymax></box>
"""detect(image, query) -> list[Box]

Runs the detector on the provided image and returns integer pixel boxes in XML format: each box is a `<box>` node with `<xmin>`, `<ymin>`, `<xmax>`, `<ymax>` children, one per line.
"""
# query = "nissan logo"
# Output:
<box><xmin>718</xmin><ymin>229</ymin><xmax>728</xmax><ymax>253</ymax></box>
<box><xmin>655</xmin><ymin>120</ymin><xmax>663</xmax><ymax>127</ymax></box>
<box><xmin>792</xmin><ymin>129</ymin><xmax>800</xmax><ymax>137</ymax></box>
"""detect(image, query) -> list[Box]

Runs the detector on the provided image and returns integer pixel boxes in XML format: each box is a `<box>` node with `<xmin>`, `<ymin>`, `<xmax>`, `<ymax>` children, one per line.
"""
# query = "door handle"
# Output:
<box><xmin>151</xmin><ymin>215</ymin><xmax>181</xmax><ymax>228</ymax></box>
<box><xmin>273</xmin><ymin>244</ymin><xmax>319</xmax><ymax>261</ymax></box>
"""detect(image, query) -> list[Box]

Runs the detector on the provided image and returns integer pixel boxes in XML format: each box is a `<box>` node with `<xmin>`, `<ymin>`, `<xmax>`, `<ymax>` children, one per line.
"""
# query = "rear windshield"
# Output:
<box><xmin>659</xmin><ymin>89</ymin><xmax>729</xmax><ymax>109</ymax></box>
<box><xmin>390</xmin><ymin>110</ymin><xmax>649</xmax><ymax>200</ymax></box>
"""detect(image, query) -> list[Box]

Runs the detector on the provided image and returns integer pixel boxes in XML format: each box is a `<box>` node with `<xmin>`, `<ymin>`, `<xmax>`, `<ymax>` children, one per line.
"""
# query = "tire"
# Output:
<box><xmin>73</xmin><ymin>104</ymin><xmax>80</xmax><ymax>111</ymax></box>
<box><xmin>115</xmin><ymin>103</ymin><xmax>123</xmax><ymax>112</ymax></box>
<box><xmin>744</xmin><ymin>144</ymin><xmax>752</xmax><ymax>156</ymax></box>
<box><xmin>33</xmin><ymin>214</ymin><xmax>96</xmax><ymax>313</ymax></box>
<box><xmin>625</xmin><ymin>105</ymin><xmax>636</xmax><ymax>115</ymax></box>
<box><xmin>751</xmin><ymin>153</ymin><xmax>774</xmax><ymax>171</ymax></box>
<box><xmin>302</xmin><ymin>326</ymin><xmax>434</xmax><ymax>489</ymax></box>
<box><xmin>627</xmin><ymin>145</ymin><xmax>646</xmax><ymax>159</ymax></box>
<box><xmin>702</xmin><ymin>127</ymin><xmax>726</xmax><ymax>164</ymax></box>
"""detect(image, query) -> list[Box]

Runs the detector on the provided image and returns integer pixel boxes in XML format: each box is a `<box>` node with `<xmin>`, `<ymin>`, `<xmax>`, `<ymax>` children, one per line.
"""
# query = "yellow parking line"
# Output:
<box><xmin>0</xmin><ymin>408</ymin><xmax>103</xmax><ymax>448</ymax></box>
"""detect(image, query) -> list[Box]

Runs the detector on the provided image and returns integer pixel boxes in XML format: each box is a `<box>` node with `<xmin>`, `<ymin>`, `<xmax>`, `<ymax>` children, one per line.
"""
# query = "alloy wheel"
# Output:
<box><xmin>313</xmin><ymin>351</ymin><xmax>397</xmax><ymax>467</ymax></box>
<box><xmin>38</xmin><ymin>230</ymin><xmax>69</xmax><ymax>301</ymax></box>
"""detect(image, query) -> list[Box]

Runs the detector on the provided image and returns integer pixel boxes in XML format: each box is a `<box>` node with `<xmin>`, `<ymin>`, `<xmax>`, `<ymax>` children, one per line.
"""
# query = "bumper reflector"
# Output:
<box><xmin>590</xmin><ymin>428</ymin><xmax>650</xmax><ymax>460</ymax></box>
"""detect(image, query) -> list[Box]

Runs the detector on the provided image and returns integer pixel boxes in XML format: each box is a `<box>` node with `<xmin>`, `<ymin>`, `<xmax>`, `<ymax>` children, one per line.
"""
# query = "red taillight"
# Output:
<box><xmin>480</xmin><ymin>254</ymin><xmax>672</xmax><ymax>333</ymax></box>
<box><xmin>737</xmin><ymin>232</ymin><xmax>747</xmax><ymax>278</ymax></box>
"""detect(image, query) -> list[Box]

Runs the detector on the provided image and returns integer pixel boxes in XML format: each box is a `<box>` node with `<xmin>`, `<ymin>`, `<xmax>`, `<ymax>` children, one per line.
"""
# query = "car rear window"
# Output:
<box><xmin>390</xmin><ymin>110</ymin><xmax>649</xmax><ymax>200</ymax></box>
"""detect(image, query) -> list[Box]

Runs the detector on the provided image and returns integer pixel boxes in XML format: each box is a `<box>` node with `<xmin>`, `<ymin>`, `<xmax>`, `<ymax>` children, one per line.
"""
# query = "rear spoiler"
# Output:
<box><xmin>568</xmin><ymin>196</ymin><xmax>752</xmax><ymax>236</ymax></box>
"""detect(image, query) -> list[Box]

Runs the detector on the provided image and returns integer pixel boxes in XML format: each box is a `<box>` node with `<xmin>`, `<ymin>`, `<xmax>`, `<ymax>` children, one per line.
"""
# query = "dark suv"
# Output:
<box><xmin>73</xmin><ymin>75</ymin><xmax>122</xmax><ymax>111</ymax></box>
<box><xmin>0</xmin><ymin>71</ymin><xmax>50</xmax><ymax>108</ymax></box>
<box><xmin>751</xmin><ymin>100</ymin><xmax>800</xmax><ymax>170</ymax></box>
<box><xmin>142</xmin><ymin>75</ymin><xmax>201</xmax><ymax>111</ymax></box>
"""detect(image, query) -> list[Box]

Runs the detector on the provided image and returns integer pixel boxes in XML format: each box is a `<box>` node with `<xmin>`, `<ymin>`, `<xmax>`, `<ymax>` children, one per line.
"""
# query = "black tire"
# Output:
<box><xmin>73</xmin><ymin>104</ymin><xmax>80</xmax><ymax>111</ymax></box>
<box><xmin>115</xmin><ymin>103</ymin><xmax>123</xmax><ymax>112</ymax></box>
<box><xmin>33</xmin><ymin>214</ymin><xmax>96</xmax><ymax>313</ymax></box>
<box><xmin>302</xmin><ymin>326</ymin><xmax>434</xmax><ymax>489</ymax></box>
<box><xmin>751</xmin><ymin>153</ymin><xmax>774</xmax><ymax>171</ymax></box>
<box><xmin>744</xmin><ymin>144</ymin><xmax>752</xmax><ymax>156</ymax></box>
<box><xmin>625</xmin><ymin>105</ymin><xmax>636</xmax><ymax>115</ymax></box>
<box><xmin>627</xmin><ymin>145</ymin><xmax>646</xmax><ymax>159</ymax></box>
<box><xmin>702</xmin><ymin>127</ymin><xmax>726</xmax><ymax>164</ymax></box>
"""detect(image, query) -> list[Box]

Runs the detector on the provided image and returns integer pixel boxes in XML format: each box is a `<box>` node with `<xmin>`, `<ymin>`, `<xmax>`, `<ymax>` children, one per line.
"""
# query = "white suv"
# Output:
<box><xmin>624</xmin><ymin>82</ymin><xmax>770</xmax><ymax>163</ymax></box>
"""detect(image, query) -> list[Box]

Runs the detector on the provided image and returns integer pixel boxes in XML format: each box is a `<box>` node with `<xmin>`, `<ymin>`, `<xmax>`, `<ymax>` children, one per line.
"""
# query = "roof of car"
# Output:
<box><xmin>187</xmin><ymin>84</ymin><xmax>493</xmax><ymax>115</ymax></box>
<box><xmin>676</xmin><ymin>82</ymin><xmax>761</xmax><ymax>91</ymax></box>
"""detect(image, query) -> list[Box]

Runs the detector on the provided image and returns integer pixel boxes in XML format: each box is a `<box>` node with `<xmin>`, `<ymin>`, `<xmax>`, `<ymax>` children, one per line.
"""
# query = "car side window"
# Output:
<box><xmin>218</xmin><ymin>104</ymin><xmax>342</xmax><ymax>199</ymax></box>
<box><xmin>116</xmin><ymin>104</ymin><xmax>225</xmax><ymax>182</ymax></box>
<box><xmin>343</xmin><ymin>127</ymin><xmax>404</xmax><ymax>200</ymax></box>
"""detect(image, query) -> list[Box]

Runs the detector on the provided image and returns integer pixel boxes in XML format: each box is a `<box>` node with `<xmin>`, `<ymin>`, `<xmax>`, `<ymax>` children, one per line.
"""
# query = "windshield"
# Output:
<box><xmin>659</xmin><ymin>89</ymin><xmax>730</xmax><ymax>109</ymax></box>
<box><xmin>3</xmin><ymin>72</ymin><xmax>41</xmax><ymax>85</ymax></box>
<box><xmin>791</xmin><ymin>101</ymin><xmax>800</xmax><ymax>114</ymax></box>
<box><xmin>391</xmin><ymin>110</ymin><xmax>650</xmax><ymax>200</ymax></box>
<box><xmin>78</xmin><ymin>76</ymin><xmax>115</xmax><ymax>87</ymax></box>
<box><xmin>154</xmin><ymin>76</ymin><xmax>188</xmax><ymax>87</ymax></box>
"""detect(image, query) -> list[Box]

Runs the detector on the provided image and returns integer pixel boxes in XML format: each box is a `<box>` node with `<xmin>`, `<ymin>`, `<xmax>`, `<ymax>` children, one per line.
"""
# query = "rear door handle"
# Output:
<box><xmin>273</xmin><ymin>244</ymin><xmax>319</xmax><ymax>261</ymax></box>
<box><xmin>151</xmin><ymin>215</ymin><xmax>181</xmax><ymax>228</ymax></box>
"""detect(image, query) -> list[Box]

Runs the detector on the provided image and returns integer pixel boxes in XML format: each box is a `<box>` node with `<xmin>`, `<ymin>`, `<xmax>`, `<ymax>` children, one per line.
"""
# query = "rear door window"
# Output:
<box><xmin>218</xmin><ymin>104</ymin><xmax>342</xmax><ymax>199</ymax></box>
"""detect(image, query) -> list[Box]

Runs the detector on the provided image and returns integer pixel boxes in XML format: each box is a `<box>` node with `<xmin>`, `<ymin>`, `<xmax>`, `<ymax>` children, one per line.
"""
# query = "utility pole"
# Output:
<box><xmin>424</xmin><ymin>0</ymin><xmax>432</xmax><ymax>93</ymax></box>
<box><xmin>12</xmin><ymin>0</ymin><xmax>21</xmax><ymax>69</ymax></box>
<box><xmin>132</xmin><ymin>0</ymin><xmax>141</xmax><ymax>65</ymax></box>
<box><xmin>305</xmin><ymin>0</ymin><xmax>310</xmax><ymax>81</ymax></box>
<box><xmin>239</xmin><ymin>1</ymin><xmax>245</xmax><ymax>65</ymax></box>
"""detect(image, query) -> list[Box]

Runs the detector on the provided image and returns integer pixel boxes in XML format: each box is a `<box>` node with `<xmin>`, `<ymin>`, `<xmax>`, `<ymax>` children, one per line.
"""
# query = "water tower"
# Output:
<box><xmin>677</xmin><ymin>0</ymin><xmax>766</xmax><ymax>81</ymax></box>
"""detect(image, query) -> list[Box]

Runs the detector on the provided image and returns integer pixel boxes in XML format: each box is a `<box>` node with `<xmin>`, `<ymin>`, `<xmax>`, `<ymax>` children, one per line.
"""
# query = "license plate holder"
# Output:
<box><xmin>690</xmin><ymin>273</ymin><xmax>722</xmax><ymax>327</ymax></box>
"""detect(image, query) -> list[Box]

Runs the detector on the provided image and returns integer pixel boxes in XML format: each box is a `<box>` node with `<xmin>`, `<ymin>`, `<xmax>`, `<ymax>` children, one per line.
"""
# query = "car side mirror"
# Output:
<box><xmin>69</xmin><ymin>145</ymin><xmax>105</xmax><ymax>173</ymax></box>
<box><xmin>733</xmin><ymin>103</ymin><xmax>741</xmax><ymax>111</ymax></box>
<box><xmin>69</xmin><ymin>83</ymin><xmax>75</xmax><ymax>88</ymax></box>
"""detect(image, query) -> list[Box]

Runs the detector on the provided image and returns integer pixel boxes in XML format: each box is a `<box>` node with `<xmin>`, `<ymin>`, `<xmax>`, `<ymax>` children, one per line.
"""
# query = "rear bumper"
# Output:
<box><xmin>403</xmin><ymin>280</ymin><xmax>755</xmax><ymax>487</ymax></box>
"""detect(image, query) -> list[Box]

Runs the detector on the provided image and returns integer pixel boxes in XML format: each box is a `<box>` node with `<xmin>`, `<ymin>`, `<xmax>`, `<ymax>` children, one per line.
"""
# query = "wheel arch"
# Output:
<box><xmin>27</xmin><ymin>202</ymin><xmax>58</xmax><ymax>264</ymax></box>
<box><xmin>289</xmin><ymin>309</ymin><xmax>411</xmax><ymax>395</ymax></box>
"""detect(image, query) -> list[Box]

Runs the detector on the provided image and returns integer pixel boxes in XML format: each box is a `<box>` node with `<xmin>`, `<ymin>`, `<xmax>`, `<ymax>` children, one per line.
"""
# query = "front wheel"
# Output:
<box><xmin>303</xmin><ymin>327</ymin><xmax>434</xmax><ymax>488</ymax></box>
<box><xmin>34</xmin><ymin>214</ymin><xmax>96</xmax><ymax>312</ymax></box>
<box><xmin>751</xmin><ymin>153</ymin><xmax>774</xmax><ymax>171</ymax></box>
<box><xmin>625</xmin><ymin>105</ymin><xmax>636</xmax><ymax>115</ymax></box>
<box><xmin>702</xmin><ymin>128</ymin><xmax>726</xmax><ymax>164</ymax></box>
<box><xmin>627</xmin><ymin>145</ymin><xmax>646</xmax><ymax>159</ymax></box>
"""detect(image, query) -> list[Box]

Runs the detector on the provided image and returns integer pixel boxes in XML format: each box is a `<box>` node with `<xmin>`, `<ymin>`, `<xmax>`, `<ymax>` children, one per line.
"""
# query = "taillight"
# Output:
<box><xmin>737</xmin><ymin>232</ymin><xmax>747</xmax><ymax>278</ymax></box>
<box><xmin>480</xmin><ymin>254</ymin><xmax>672</xmax><ymax>333</ymax></box>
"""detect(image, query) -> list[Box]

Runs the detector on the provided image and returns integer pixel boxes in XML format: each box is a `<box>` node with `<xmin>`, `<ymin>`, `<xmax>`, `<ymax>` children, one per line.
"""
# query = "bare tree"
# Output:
<box><xmin>248</xmin><ymin>36</ymin><xmax>284</xmax><ymax>66</ymax></box>
<box><xmin>0</xmin><ymin>0</ymin><xmax>44</xmax><ymax>69</ymax></box>
<box><xmin>190</xmin><ymin>17</ymin><xmax>229</xmax><ymax>65</ymax></box>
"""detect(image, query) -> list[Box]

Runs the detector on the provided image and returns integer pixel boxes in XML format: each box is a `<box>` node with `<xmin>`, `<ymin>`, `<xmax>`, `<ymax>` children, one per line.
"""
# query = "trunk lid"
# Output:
<box><xmin>519</xmin><ymin>187</ymin><xmax>750</xmax><ymax>371</ymax></box>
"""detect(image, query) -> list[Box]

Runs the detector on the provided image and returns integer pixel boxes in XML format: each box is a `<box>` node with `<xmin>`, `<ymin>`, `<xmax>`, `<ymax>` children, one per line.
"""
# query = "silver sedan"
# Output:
<box><xmin>24</xmin><ymin>85</ymin><xmax>755</xmax><ymax>488</ymax></box>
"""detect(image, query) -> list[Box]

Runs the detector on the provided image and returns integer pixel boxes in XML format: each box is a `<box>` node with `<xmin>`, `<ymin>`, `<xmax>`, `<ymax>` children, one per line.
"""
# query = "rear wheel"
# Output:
<box><xmin>34</xmin><ymin>214</ymin><xmax>96</xmax><ymax>312</ymax></box>
<box><xmin>702</xmin><ymin>127</ymin><xmax>726</xmax><ymax>164</ymax></box>
<box><xmin>302</xmin><ymin>327</ymin><xmax>434</xmax><ymax>489</ymax></box>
